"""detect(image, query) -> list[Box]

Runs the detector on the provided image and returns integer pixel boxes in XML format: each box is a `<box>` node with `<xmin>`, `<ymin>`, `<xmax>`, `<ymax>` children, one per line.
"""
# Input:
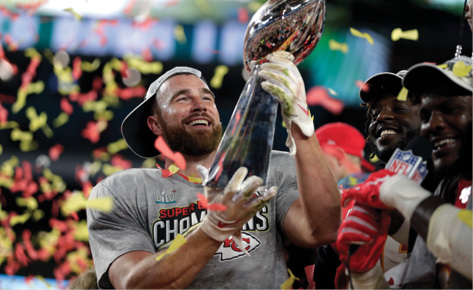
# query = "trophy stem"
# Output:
<box><xmin>204</xmin><ymin>65</ymin><xmax>279</xmax><ymax>189</ymax></box>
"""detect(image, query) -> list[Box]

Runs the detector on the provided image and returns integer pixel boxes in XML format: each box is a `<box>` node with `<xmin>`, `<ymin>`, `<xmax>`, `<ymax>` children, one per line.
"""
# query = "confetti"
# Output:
<box><xmin>281</xmin><ymin>268</ymin><xmax>299</xmax><ymax>289</ymax></box>
<box><xmin>452</xmin><ymin>60</ymin><xmax>472</xmax><ymax>78</ymax></box>
<box><xmin>355</xmin><ymin>80</ymin><xmax>370</xmax><ymax>92</ymax></box>
<box><xmin>156</xmin><ymin>234</ymin><xmax>187</xmax><ymax>261</ymax></box>
<box><xmin>397</xmin><ymin>87</ymin><xmax>408</xmax><ymax>101</ymax></box>
<box><xmin>197</xmin><ymin>193</ymin><xmax>227</xmax><ymax>211</ymax></box>
<box><xmin>49</xmin><ymin>144</ymin><xmax>64</xmax><ymax>161</ymax></box>
<box><xmin>174</xmin><ymin>25</ymin><xmax>187</xmax><ymax>44</ymax></box>
<box><xmin>391</xmin><ymin>28</ymin><xmax>418</xmax><ymax>41</ymax></box>
<box><xmin>306</xmin><ymin>86</ymin><xmax>344</xmax><ymax>115</ymax></box>
<box><xmin>64</xmin><ymin>8</ymin><xmax>83</xmax><ymax>20</ymax></box>
<box><xmin>350</xmin><ymin>28</ymin><xmax>374</xmax><ymax>45</ymax></box>
<box><xmin>328</xmin><ymin>39</ymin><xmax>349</xmax><ymax>53</ymax></box>
<box><xmin>154</xmin><ymin>136</ymin><xmax>186</xmax><ymax>170</ymax></box>
<box><xmin>210</xmin><ymin>65</ymin><xmax>228</xmax><ymax>89</ymax></box>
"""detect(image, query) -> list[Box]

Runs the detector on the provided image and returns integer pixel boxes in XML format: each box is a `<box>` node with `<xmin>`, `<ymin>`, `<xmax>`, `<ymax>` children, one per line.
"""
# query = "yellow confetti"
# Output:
<box><xmin>156</xmin><ymin>234</ymin><xmax>187</xmax><ymax>261</ymax></box>
<box><xmin>457</xmin><ymin>210</ymin><xmax>472</xmax><ymax>228</ymax></box>
<box><xmin>72</xmin><ymin>220</ymin><xmax>90</xmax><ymax>242</ymax></box>
<box><xmin>369</xmin><ymin>154</ymin><xmax>379</xmax><ymax>163</ymax></box>
<box><xmin>10</xmin><ymin>212</ymin><xmax>32</xmax><ymax>226</ymax></box>
<box><xmin>53</xmin><ymin>112</ymin><xmax>70</xmax><ymax>128</ymax></box>
<box><xmin>210</xmin><ymin>65</ymin><xmax>229</xmax><ymax>89</ymax></box>
<box><xmin>61</xmin><ymin>192</ymin><xmax>87</xmax><ymax>216</ymax></box>
<box><xmin>187</xmin><ymin>175</ymin><xmax>202</xmax><ymax>183</ymax></box>
<box><xmin>16</xmin><ymin>197</ymin><xmax>38</xmax><ymax>210</ymax></box>
<box><xmin>32</xmin><ymin>209</ymin><xmax>44</xmax><ymax>221</ymax></box>
<box><xmin>391</xmin><ymin>28</ymin><xmax>419</xmax><ymax>42</ymax></box>
<box><xmin>107</xmin><ymin>139</ymin><xmax>128</xmax><ymax>154</ymax></box>
<box><xmin>125</xmin><ymin>57</ymin><xmax>163</xmax><ymax>74</ymax></box>
<box><xmin>174</xmin><ymin>25</ymin><xmax>187</xmax><ymax>44</ymax></box>
<box><xmin>64</xmin><ymin>8</ymin><xmax>83</xmax><ymax>20</ymax></box>
<box><xmin>102</xmin><ymin>164</ymin><xmax>122</xmax><ymax>176</ymax></box>
<box><xmin>1</xmin><ymin>156</ymin><xmax>19</xmax><ymax>177</ymax></box>
<box><xmin>11</xmin><ymin>128</ymin><xmax>33</xmax><ymax>142</ymax></box>
<box><xmin>397</xmin><ymin>87</ymin><xmax>409</xmax><ymax>101</ymax></box>
<box><xmin>26</xmin><ymin>107</ymin><xmax>47</xmax><ymax>132</ymax></box>
<box><xmin>350</xmin><ymin>28</ymin><xmax>374</xmax><ymax>45</ymax></box>
<box><xmin>280</xmin><ymin>268</ymin><xmax>299</xmax><ymax>289</ymax></box>
<box><xmin>81</xmin><ymin>58</ymin><xmax>101</xmax><ymax>72</ymax></box>
<box><xmin>348</xmin><ymin>176</ymin><xmax>358</xmax><ymax>187</ymax></box>
<box><xmin>35</xmin><ymin>275</ymin><xmax>51</xmax><ymax>287</ymax></box>
<box><xmin>142</xmin><ymin>158</ymin><xmax>156</xmax><ymax>168</ymax></box>
<box><xmin>452</xmin><ymin>61</ymin><xmax>472</xmax><ymax>78</ymax></box>
<box><xmin>328</xmin><ymin>39</ymin><xmax>349</xmax><ymax>53</ymax></box>
<box><xmin>0</xmin><ymin>121</ymin><xmax>19</xmax><ymax>130</ymax></box>
<box><xmin>87</xmin><ymin>196</ymin><xmax>114</xmax><ymax>213</ymax></box>
<box><xmin>168</xmin><ymin>164</ymin><xmax>180</xmax><ymax>175</ymax></box>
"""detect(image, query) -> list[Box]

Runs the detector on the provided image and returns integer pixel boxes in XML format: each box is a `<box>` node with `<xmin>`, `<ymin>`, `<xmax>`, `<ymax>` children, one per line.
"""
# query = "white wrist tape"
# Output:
<box><xmin>379</xmin><ymin>174</ymin><xmax>430</xmax><ymax>220</ymax></box>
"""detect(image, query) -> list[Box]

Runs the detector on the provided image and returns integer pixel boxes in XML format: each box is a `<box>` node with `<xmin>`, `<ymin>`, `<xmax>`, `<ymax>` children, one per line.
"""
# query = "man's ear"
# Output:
<box><xmin>147</xmin><ymin>115</ymin><xmax>162</xmax><ymax>136</ymax></box>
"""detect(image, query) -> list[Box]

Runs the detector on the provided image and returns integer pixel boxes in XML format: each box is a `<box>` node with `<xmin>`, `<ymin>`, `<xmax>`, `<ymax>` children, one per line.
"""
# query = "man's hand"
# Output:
<box><xmin>258</xmin><ymin>51</ymin><xmax>314</xmax><ymax>155</ymax></box>
<box><xmin>198</xmin><ymin>166</ymin><xmax>277</xmax><ymax>242</ymax></box>
<box><xmin>335</xmin><ymin>203</ymin><xmax>391</xmax><ymax>274</ymax></box>
<box><xmin>341</xmin><ymin>169</ymin><xmax>396</xmax><ymax>209</ymax></box>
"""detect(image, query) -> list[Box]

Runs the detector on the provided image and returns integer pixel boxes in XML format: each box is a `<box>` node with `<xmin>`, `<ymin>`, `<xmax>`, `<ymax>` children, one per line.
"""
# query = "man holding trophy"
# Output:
<box><xmin>87</xmin><ymin>0</ymin><xmax>340</xmax><ymax>289</ymax></box>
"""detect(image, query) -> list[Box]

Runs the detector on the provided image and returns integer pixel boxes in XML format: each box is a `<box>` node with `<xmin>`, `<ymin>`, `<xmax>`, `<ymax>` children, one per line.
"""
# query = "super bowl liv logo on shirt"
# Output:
<box><xmin>156</xmin><ymin>190</ymin><xmax>176</xmax><ymax>204</ymax></box>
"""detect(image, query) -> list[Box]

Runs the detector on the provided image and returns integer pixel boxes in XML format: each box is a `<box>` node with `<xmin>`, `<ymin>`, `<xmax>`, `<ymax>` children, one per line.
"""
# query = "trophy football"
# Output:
<box><xmin>204</xmin><ymin>0</ymin><xmax>326</xmax><ymax>188</ymax></box>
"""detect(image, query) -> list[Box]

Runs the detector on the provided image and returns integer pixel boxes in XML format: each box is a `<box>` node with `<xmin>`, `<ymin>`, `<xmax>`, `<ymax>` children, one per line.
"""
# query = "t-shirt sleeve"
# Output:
<box><xmin>87</xmin><ymin>180</ymin><xmax>155</xmax><ymax>289</ymax></box>
<box><xmin>269</xmin><ymin>151</ymin><xmax>300</xmax><ymax>234</ymax></box>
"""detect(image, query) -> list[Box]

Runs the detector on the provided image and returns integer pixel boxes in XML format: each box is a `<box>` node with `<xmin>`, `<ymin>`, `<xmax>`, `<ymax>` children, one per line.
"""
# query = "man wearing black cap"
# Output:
<box><xmin>336</xmin><ymin>56</ymin><xmax>472</xmax><ymax>288</ymax></box>
<box><xmin>313</xmin><ymin>70</ymin><xmax>424</xmax><ymax>289</ymax></box>
<box><xmin>86</xmin><ymin>51</ymin><xmax>341</xmax><ymax>289</ymax></box>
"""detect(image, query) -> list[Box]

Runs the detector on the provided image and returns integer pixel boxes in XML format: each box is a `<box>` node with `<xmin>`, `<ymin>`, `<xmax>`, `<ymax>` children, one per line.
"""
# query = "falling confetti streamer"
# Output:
<box><xmin>154</xmin><ymin>136</ymin><xmax>186</xmax><ymax>170</ymax></box>
<box><xmin>328</xmin><ymin>39</ymin><xmax>349</xmax><ymax>53</ymax></box>
<box><xmin>350</xmin><ymin>28</ymin><xmax>374</xmax><ymax>45</ymax></box>
<box><xmin>156</xmin><ymin>234</ymin><xmax>187</xmax><ymax>261</ymax></box>
<box><xmin>210</xmin><ymin>65</ymin><xmax>229</xmax><ymax>89</ymax></box>
<box><xmin>391</xmin><ymin>28</ymin><xmax>419</xmax><ymax>41</ymax></box>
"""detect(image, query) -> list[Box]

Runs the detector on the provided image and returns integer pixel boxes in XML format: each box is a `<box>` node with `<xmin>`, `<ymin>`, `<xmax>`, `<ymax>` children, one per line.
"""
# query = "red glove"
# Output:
<box><xmin>341</xmin><ymin>169</ymin><xmax>396</xmax><ymax>209</ymax></box>
<box><xmin>335</xmin><ymin>203</ymin><xmax>391</xmax><ymax>274</ymax></box>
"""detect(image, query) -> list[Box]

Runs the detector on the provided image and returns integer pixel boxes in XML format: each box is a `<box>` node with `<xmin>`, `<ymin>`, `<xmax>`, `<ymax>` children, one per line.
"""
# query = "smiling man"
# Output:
<box><xmin>335</xmin><ymin>56</ymin><xmax>472</xmax><ymax>289</ymax></box>
<box><xmin>87</xmin><ymin>54</ymin><xmax>340</xmax><ymax>289</ymax></box>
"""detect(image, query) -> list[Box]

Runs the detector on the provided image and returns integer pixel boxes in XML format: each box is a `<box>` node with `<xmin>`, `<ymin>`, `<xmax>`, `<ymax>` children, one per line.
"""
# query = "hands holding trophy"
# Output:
<box><xmin>204</xmin><ymin>0</ymin><xmax>326</xmax><ymax>189</ymax></box>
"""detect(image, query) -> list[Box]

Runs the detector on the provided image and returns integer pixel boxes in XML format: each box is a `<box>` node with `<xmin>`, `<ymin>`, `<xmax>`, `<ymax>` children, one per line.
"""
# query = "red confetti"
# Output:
<box><xmin>72</xmin><ymin>57</ymin><xmax>82</xmax><ymax>80</ymax></box>
<box><xmin>154</xmin><ymin>136</ymin><xmax>186</xmax><ymax>170</ymax></box>
<box><xmin>60</xmin><ymin>97</ymin><xmax>73</xmax><ymax>115</ymax></box>
<box><xmin>81</xmin><ymin>121</ymin><xmax>102</xmax><ymax>143</ymax></box>
<box><xmin>355</xmin><ymin>80</ymin><xmax>370</xmax><ymax>92</ymax></box>
<box><xmin>161</xmin><ymin>168</ymin><xmax>173</xmax><ymax>178</ymax></box>
<box><xmin>0</xmin><ymin>102</ymin><xmax>8</xmax><ymax>124</ymax></box>
<box><xmin>197</xmin><ymin>193</ymin><xmax>227</xmax><ymax>211</ymax></box>
<box><xmin>306</xmin><ymin>86</ymin><xmax>344</xmax><ymax>115</ymax></box>
<box><xmin>111</xmin><ymin>155</ymin><xmax>132</xmax><ymax>170</ymax></box>
<box><xmin>237</xmin><ymin>7</ymin><xmax>249</xmax><ymax>23</ymax></box>
<box><xmin>124</xmin><ymin>0</ymin><xmax>138</xmax><ymax>14</ymax></box>
<box><xmin>49</xmin><ymin>144</ymin><xmax>64</xmax><ymax>161</ymax></box>
<box><xmin>117</xmin><ymin>86</ymin><xmax>147</xmax><ymax>100</ymax></box>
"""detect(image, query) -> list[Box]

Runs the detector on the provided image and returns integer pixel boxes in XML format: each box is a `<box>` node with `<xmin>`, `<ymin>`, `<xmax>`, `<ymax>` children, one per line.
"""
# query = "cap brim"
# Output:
<box><xmin>121</xmin><ymin>97</ymin><xmax>159</xmax><ymax>158</ymax></box>
<box><xmin>359</xmin><ymin>72</ymin><xmax>403</xmax><ymax>103</ymax></box>
<box><xmin>403</xmin><ymin>63</ymin><xmax>473</xmax><ymax>96</ymax></box>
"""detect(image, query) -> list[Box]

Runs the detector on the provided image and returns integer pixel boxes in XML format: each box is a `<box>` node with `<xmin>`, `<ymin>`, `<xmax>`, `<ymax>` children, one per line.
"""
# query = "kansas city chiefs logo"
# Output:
<box><xmin>215</xmin><ymin>232</ymin><xmax>261</xmax><ymax>261</ymax></box>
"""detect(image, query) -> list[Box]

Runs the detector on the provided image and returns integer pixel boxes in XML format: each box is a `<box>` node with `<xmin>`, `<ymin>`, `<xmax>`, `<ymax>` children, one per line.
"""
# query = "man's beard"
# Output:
<box><xmin>161</xmin><ymin>123</ymin><xmax>223</xmax><ymax>156</ymax></box>
<box><xmin>369</xmin><ymin>128</ymin><xmax>420</xmax><ymax>163</ymax></box>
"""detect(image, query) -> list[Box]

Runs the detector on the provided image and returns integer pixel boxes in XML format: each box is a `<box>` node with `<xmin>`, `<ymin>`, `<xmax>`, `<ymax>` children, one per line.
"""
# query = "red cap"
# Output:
<box><xmin>315</xmin><ymin>122</ymin><xmax>375</xmax><ymax>172</ymax></box>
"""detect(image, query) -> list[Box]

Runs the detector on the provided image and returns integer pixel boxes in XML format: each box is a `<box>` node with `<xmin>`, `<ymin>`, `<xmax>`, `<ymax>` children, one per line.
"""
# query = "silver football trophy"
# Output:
<box><xmin>204</xmin><ymin>0</ymin><xmax>326</xmax><ymax>188</ymax></box>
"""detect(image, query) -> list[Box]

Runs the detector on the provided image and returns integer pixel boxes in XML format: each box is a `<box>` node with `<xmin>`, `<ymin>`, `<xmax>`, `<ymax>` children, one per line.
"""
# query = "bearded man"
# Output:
<box><xmin>87</xmin><ymin>53</ymin><xmax>341</xmax><ymax>289</ymax></box>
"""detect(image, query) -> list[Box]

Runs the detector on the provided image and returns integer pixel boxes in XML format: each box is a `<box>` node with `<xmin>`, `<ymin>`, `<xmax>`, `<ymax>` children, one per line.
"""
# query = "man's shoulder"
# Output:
<box><xmin>95</xmin><ymin>167</ymin><xmax>159</xmax><ymax>187</ymax></box>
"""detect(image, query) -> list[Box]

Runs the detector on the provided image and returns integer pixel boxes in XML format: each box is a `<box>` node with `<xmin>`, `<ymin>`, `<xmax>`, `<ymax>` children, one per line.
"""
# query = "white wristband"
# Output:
<box><xmin>379</xmin><ymin>174</ymin><xmax>431</xmax><ymax>220</ymax></box>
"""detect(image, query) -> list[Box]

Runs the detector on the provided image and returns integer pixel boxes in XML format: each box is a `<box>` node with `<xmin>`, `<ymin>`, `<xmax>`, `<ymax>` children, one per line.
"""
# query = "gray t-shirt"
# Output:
<box><xmin>87</xmin><ymin>150</ymin><xmax>300</xmax><ymax>289</ymax></box>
